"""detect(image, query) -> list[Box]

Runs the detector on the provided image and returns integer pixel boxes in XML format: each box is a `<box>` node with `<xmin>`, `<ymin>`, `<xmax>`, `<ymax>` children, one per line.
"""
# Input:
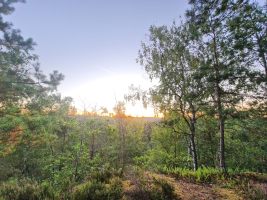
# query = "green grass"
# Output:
<box><xmin>159</xmin><ymin>166</ymin><xmax>226</xmax><ymax>183</ymax></box>
<box><xmin>159</xmin><ymin>166</ymin><xmax>267</xmax><ymax>184</ymax></box>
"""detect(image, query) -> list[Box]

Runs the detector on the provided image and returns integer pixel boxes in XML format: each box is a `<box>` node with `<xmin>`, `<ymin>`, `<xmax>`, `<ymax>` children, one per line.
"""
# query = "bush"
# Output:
<box><xmin>0</xmin><ymin>178</ymin><xmax>54</xmax><ymax>200</ymax></box>
<box><xmin>124</xmin><ymin>169</ymin><xmax>180</xmax><ymax>200</ymax></box>
<box><xmin>72</xmin><ymin>180</ymin><xmax>106</xmax><ymax>200</ymax></box>
<box><xmin>72</xmin><ymin>177</ymin><xmax>123</xmax><ymax>200</ymax></box>
<box><xmin>153</xmin><ymin>178</ymin><xmax>179</xmax><ymax>200</ymax></box>
<box><xmin>240</xmin><ymin>181</ymin><xmax>267</xmax><ymax>200</ymax></box>
<box><xmin>134</xmin><ymin>150</ymin><xmax>189</xmax><ymax>171</ymax></box>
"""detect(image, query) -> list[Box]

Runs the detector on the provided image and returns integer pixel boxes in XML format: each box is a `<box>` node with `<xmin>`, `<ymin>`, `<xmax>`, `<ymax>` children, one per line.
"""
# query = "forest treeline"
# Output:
<box><xmin>0</xmin><ymin>0</ymin><xmax>266</xmax><ymax>199</ymax></box>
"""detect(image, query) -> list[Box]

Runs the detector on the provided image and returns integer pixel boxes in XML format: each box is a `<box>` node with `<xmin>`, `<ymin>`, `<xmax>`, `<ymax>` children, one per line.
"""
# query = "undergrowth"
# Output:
<box><xmin>159</xmin><ymin>166</ymin><xmax>267</xmax><ymax>199</ymax></box>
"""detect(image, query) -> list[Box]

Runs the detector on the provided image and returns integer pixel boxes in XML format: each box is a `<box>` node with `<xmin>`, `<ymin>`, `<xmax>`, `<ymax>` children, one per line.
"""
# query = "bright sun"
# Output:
<box><xmin>65</xmin><ymin>73</ymin><xmax>155</xmax><ymax>117</ymax></box>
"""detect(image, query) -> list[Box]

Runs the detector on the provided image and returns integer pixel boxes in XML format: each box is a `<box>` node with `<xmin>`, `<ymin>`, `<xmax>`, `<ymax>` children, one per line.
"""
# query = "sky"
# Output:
<box><xmin>7</xmin><ymin>0</ymin><xmax>263</xmax><ymax>116</ymax></box>
<box><xmin>5</xmin><ymin>0</ymin><xmax>190</xmax><ymax>116</ymax></box>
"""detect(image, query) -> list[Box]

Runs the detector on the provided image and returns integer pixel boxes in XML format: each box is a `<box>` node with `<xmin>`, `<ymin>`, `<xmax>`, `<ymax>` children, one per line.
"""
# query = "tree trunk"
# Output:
<box><xmin>183</xmin><ymin>110</ymin><xmax>198</xmax><ymax>171</ymax></box>
<box><xmin>119</xmin><ymin>119</ymin><xmax>126</xmax><ymax>169</ymax></box>
<box><xmin>190</xmin><ymin>120</ymin><xmax>198</xmax><ymax>171</ymax></box>
<box><xmin>212</xmin><ymin>28</ymin><xmax>226</xmax><ymax>172</ymax></box>
<box><xmin>214</xmin><ymin>69</ymin><xmax>226</xmax><ymax>172</ymax></box>
<box><xmin>89</xmin><ymin>133</ymin><xmax>95</xmax><ymax>159</ymax></box>
<box><xmin>214</xmin><ymin>63</ymin><xmax>226</xmax><ymax>172</ymax></box>
<box><xmin>256</xmin><ymin>33</ymin><xmax>267</xmax><ymax>79</ymax></box>
<box><xmin>74</xmin><ymin>139</ymin><xmax>83</xmax><ymax>181</ymax></box>
<box><xmin>219</xmin><ymin>117</ymin><xmax>226</xmax><ymax>171</ymax></box>
<box><xmin>174</xmin><ymin>141</ymin><xmax>177</xmax><ymax>158</ymax></box>
<box><xmin>121</xmin><ymin>126</ymin><xmax>125</xmax><ymax>169</ymax></box>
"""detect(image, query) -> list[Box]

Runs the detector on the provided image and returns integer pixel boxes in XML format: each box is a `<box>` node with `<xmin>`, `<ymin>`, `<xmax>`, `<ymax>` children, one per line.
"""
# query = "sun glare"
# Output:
<box><xmin>65</xmin><ymin>73</ymin><xmax>155</xmax><ymax>117</ymax></box>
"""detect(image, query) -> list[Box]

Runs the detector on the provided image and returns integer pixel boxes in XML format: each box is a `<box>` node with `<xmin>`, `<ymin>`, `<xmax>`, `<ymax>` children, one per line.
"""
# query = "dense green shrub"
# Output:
<box><xmin>134</xmin><ymin>148</ymin><xmax>190</xmax><ymax>171</ymax></box>
<box><xmin>72</xmin><ymin>177</ymin><xmax>123</xmax><ymax>200</ymax></box>
<box><xmin>88</xmin><ymin>166</ymin><xmax>117</xmax><ymax>183</ymax></box>
<box><xmin>0</xmin><ymin>178</ymin><xmax>54</xmax><ymax>200</ymax></box>
<box><xmin>152</xmin><ymin>178</ymin><xmax>180</xmax><ymax>200</ymax></box>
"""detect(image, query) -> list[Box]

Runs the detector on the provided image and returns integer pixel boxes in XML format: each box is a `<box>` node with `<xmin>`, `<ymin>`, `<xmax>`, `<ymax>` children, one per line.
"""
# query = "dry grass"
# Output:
<box><xmin>122</xmin><ymin>171</ymin><xmax>245</xmax><ymax>200</ymax></box>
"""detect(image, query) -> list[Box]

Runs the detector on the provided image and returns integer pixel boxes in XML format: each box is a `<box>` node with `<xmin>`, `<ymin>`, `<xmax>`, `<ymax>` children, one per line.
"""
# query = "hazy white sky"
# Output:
<box><xmin>6</xmin><ymin>0</ymin><xmax>265</xmax><ymax>116</ymax></box>
<box><xmin>5</xmin><ymin>0</ymin><xmax>190</xmax><ymax>116</ymax></box>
